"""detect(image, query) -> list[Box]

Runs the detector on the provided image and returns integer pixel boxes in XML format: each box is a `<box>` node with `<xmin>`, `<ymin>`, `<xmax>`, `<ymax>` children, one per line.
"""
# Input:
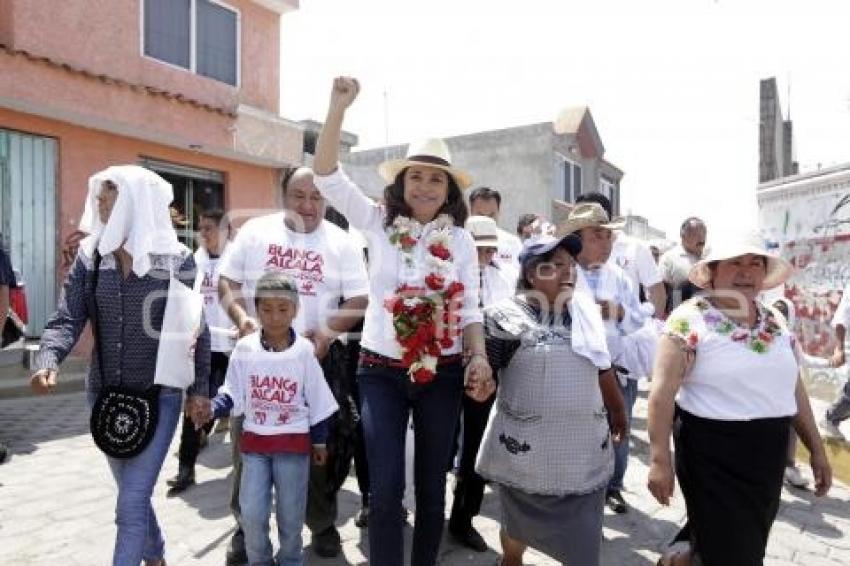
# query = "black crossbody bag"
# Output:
<box><xmin>88</xmin><ymin>251</ymin><xmax>160</xmax><ymax>459</ymax></box>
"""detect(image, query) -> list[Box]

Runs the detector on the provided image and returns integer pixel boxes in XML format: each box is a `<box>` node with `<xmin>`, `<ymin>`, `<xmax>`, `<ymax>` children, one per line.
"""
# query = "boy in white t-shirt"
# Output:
<box><xmin>210</xmin><ymin>272</ymin><xmax>339</xmax><ymax>565</ymax></box>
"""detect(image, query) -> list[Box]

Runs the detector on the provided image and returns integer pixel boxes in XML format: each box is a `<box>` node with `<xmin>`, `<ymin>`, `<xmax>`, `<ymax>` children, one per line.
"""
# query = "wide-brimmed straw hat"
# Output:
<box><xmin>556</xmin><ymin>202</ymin><xmax>625</xmax><ymax>237</ymax></box>
<box><xmin>378</xmin><ymin>138</ymin><xmax>473</xmax><ymax>190</ymax></box>
<box><xmin>688</xmin><ymin>231</ymin><xmax>793</xmax><ymax>290</ymax></box>
<box><xmin>465</xmin><ymin>216</ymin><xmax>500</xmax><ymax>248</ymax></box>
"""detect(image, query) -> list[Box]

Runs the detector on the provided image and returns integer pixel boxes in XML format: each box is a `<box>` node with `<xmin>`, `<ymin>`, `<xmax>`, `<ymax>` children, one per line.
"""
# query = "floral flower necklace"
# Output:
<box><xmin>697</xmin><ymin>297</ymin><xmax>783</xmax><ymax>354</ymax></box>
<box><xmin>383</xmin><ymin>214</ymin><xmax>465</xmax><ymax>383</ymax></box>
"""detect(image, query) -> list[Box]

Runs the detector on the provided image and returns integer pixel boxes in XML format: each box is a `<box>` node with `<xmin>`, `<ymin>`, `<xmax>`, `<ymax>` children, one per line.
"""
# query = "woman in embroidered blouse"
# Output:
<box><xmin>647</xmin><ymin>233</ymin><xmax>831</xmax><ymax>566</ymax></box>
<box><xmin>475</xmin><ymin>233</ymin><xmax>627</xmax><ymax>566</ymax></box>
<box><xmin>313</xmin><ymin>77</ymin><xmax>494</xmax><ymax>566</ymax></box>
<box><xmin>30</xmin><ymin>166</ymin><xmax>211</xmax><ymax>566</ymax></box>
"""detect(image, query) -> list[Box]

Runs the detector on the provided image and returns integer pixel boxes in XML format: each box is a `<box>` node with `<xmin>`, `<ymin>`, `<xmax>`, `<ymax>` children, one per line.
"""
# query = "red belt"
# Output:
<box><xmin>359</xmin><ymin>349</ymin><xmax>462</xmax><ymax>369</ymax></box>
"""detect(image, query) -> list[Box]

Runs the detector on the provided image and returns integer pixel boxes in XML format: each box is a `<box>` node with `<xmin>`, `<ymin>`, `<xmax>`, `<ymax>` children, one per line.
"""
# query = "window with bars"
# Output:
<box><xmin>143</xmin><ymin>0</ymin><xmax>239</xmax><ymax>86</ymax></box>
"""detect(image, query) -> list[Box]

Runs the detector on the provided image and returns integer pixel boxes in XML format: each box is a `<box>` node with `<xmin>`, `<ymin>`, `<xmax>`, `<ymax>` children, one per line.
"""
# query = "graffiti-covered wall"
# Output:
<box><xmin>759</xmin><ymin>164</ymin><xmax>850</xmax><ymax>356</ymax></box>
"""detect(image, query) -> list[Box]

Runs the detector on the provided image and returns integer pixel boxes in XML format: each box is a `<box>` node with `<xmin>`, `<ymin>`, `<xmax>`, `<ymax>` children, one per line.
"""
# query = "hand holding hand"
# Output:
<box><xmin>187</xmin><ymin>396</ymin><xmax>212</xmax><ymax>429</ymax></box>
<box><xmin>464</xmin><ymin>355</ymin><xmax>495</xmax><ymax>402</ymax></box>
<box><xmin>30</xmin><ymin>369</ymin><xmax>57</xmax><ymax>395</ymax></box>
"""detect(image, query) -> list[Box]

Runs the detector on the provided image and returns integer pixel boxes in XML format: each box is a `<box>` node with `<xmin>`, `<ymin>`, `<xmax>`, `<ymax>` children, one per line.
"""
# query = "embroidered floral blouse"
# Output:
<box><xmin>664</xmin><ymin>297</ymin><xmax>798</xmax><ymax>421</ymax></box>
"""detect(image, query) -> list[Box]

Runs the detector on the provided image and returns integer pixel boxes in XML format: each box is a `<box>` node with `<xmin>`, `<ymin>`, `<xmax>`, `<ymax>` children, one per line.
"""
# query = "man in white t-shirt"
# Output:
<box><xmin>469</xmin><ymin>186</ymin><xmax>522</xmax><ymax>284</ymax></box>
<box><xmin>576</xmin><ymin>193</ymin><xmax>666</xmax><ymax>317</ymax></box>
<box><xmin>565</xmin><ymin>203</ymin><xmax>648</xmax><ymax>516</ymax></box>
<box><xmin>218</xmin><ymin>168</ymin><xmax>369</xmax><ymax>561</ymax></box>
<box><xmin>165</xmin><ymin>208</ymin><xmax>235</xmax><ymax>496</ymax></box>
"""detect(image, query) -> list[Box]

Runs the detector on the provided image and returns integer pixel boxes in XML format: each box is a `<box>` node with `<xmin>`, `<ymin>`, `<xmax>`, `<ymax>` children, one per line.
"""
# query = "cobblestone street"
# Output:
<box><xmin>1</xmin><ymin>384</ymin><xmax>849</xmax><ymax>565</ymax></box>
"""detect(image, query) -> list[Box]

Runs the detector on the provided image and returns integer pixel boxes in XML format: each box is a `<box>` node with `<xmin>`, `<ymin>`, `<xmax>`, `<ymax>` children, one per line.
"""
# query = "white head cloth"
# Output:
<box><xmin>79</xmin><ymin>165</ymin><xmax>185</xmax><ymax>277</ymax></box>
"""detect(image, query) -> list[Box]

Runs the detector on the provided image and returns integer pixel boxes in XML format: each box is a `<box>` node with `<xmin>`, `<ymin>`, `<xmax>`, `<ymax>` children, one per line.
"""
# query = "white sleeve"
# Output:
<box><xmin>314</xmin><ymin>167</ymin><xmax>384</xmax><ymax>233</ymax></box>
<box><xmin>219</xmin><ymin>351</ymin><xmax>245</xmax><ymax>417</ymax></box>
<box><xmin>634</xmin><ymin>241</ymin><xmax>662</xmax><ymax>287</ymax></box>
<box><xmin>303</xmin><ymin>353</ymin><xmax>339</xmax><ymax>426</ymax></box>
<box><xmin>456</xmin><ymin>229</ymin><xmax>484</xmax><ymax>327</ymax></box>
<box><xmin>218</xmin><ymin>225</ymin><xmax>250</xmax><ymax>284</ymax></box>
<box><xmin>339</xmin><ymin>239</ymin><xmax>370</xmax><ymax>301</ymax></box>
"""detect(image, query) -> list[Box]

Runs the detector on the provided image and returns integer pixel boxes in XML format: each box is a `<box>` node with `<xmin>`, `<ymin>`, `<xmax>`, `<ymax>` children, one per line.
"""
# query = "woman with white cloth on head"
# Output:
<box><xmin>475</xmin><ymin>232</ymin><xmax>627</xmax><ymax>566</ymax></box>
<box><xmin>648</xmin><ymin>232</ymin><xmax>831</xmax><ymax>566</ymax></box>
<box><xmin>30</xmin><ymin>165</ymin><xmax>211</xmax><ymax>566</ymax></box>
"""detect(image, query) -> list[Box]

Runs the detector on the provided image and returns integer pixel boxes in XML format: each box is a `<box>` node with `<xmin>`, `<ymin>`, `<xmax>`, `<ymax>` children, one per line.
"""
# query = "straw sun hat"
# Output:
<box><xmin>378</xmin><ymin>138</ymin><xmax>473</xmax><ymax>190</ymax></box>
<box><xmin>556</xmin><ymin>202</ymin><xmax>625</xmax><ymax>237</ymax></box>
<box><xmin>688</xmin><ymin>231</ymin><xmax>793</xmax><ymax>290</ymax></box>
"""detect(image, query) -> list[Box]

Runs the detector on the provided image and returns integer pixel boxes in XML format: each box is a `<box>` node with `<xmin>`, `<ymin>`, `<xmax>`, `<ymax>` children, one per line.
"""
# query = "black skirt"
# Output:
<box><xmin>673</xmin><ymin>405</ymin><xmax>791</xmax><ymax>566</ymax></box>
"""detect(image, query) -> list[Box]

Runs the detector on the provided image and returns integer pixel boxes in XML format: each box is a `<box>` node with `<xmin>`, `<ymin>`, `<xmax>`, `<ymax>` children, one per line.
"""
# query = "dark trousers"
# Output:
<box><xmin>359</xmin><ymin>363</ymin><xmax>464</xmax><ymax>566</ymax></box>
<box><xmin>449</xmin><ymin>393</ymin><xmax>495</xmax><ymax>531</ymax></box>
<box><xmin>347</xmin><ymin>341</ymin><xmax>370</xmax><ymax>506</ymax></box>
<box><xmin>177</xmin><ymin>351</ymin><xmax>228</xmax><ymax>469</ymax></box>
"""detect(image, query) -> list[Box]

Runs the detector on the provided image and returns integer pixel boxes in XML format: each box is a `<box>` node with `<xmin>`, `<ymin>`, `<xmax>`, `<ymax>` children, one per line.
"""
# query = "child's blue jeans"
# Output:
<box><xmin>240</xmin><ymin>451</ymin><xmax>310</xmax><ymax>566</ymax></box>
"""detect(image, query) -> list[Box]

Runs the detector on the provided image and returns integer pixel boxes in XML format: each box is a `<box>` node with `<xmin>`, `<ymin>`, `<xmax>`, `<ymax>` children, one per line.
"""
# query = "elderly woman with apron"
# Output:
<box><xmin>476</xmin><ymin>232</ymin><xmax>627</xmax><ymax>566</ymax></box>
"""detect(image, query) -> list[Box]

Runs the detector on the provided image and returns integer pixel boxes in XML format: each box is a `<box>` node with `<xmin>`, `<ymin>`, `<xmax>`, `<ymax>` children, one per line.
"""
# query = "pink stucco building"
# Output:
<box><xmin>0</xmin><ymin>0</ymin><xmax>303</xmax><ymax>338</ymax></box>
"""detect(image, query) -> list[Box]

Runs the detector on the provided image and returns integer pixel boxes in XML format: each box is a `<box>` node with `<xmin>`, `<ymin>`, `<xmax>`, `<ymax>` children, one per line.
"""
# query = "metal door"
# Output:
<box><xmin>0</xmin><ymin>128</ymin><xmax>58</xmax><ymax>336</ymax></box>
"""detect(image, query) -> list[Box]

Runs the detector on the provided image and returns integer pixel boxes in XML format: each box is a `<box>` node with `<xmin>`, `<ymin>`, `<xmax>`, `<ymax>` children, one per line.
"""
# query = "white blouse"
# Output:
<box><xmin>666</xmin><ymin>298</ymin><xmax>798</xmax><ymax>421</ymax></box>
<box><xmin>314</xmin><ymin>167</ymin><xmax>483</xmax><ymax>359</ymax></box>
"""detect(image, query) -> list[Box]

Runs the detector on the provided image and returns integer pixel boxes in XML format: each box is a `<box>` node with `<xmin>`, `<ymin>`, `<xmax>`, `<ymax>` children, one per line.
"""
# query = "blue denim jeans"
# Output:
<box><xmin>88</xmin><ymin>387</ymin><xmax>182</xmax><ymax>566</ymax></box>
<box><xmin>608</xmin><ymin>377</ymin><xmax>638</xmax><ymax>492</ymax></box>
<box><xmin>358</xmin><ymin>363</ymin><xmax>464</xmax><ymax>566</ymax></box>
<box><xmin>240</xmin><ymin>451</ymin><xmax>310</xmax><ymax>566</ymax></box>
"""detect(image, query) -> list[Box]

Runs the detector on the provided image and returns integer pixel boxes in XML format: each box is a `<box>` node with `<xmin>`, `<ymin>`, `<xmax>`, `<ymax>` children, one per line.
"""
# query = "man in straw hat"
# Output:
<box><xmin>560</xmin><ymin>202</ymin><xmax>649</xmax><ymax>514</ymax></box>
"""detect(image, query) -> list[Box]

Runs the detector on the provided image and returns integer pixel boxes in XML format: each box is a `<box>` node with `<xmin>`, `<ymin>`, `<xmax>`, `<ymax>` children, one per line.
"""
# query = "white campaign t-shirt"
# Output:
<box><xmin>220</xmin><ymin>333</ymin><xmax>339</xmax><ymax>436</ymax></box>
<box><xmin>494</xmin><ymin>228</ymin><xmax>522</xmax><ymax>283</ymax></box>
<box><xmin>666</xmin><ymin>298</ymin><xmax>798</xmax><ymax>420</ymax></box>
<box><xmin>219</xmin><ymin>215</ymin><xmax>369</xmax><ymax>335</ymax></box>
<box><xmin>194</xmin><ymin>244</ymin><xmax>235</xmax><ymax>353</ymax></box>
<box><xmin>609</xmin><ymin>232</ymin><xmax>662</xmax><ymax>303</ymax></box>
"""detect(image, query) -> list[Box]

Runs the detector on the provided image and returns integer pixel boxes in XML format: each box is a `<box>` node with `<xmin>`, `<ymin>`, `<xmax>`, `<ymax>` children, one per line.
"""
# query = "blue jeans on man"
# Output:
<box><xmin>240</xmin><ymin>451</ymin><xmax>311</xmax><ymax>566</ymax></box>
<box><xmin>606</xmin><ymin>377</ymin><xmax>638</xmax><ymax>512</ymax></box>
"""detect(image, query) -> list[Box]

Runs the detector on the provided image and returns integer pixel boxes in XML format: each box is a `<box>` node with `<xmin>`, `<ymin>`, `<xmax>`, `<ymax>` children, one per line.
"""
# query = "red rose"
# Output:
<box><xmin>428</xmin><ymin>243</ymin><xmax>451</xmax><ymax>260</ymax></box>
<box><xmin>412</xmin><ymin>367</ymin><xmax>435</xmax><ymax>384</ymax></box>
<box><xmin>444</xmin><ymin>281</ymin><xmax>465</xmax><ymax>300</ymax></box>
<box><xmin>439</xmin><ymin>337</ymin><xmax>454</xmax><ymax>349</ymax></box>
<box><xmin>758</xmin><ymin>331</ymin><xmax>773</xmax><ymax>343</ymax></box>
<box><xmin>401</xmin><ymin>234</ymin><xmax>418</xmax><ymax>248</ymax></box>
<box><xmin>425</xmin><ymin>273</ymin><xmax>445</xmax><ymax>291</ymax></box>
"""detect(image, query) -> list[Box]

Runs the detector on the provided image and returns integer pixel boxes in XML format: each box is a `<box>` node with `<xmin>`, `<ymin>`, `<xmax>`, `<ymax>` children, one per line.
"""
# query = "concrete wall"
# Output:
<box><xmin>2</xmin><ymin>0</ymin><xmax>280</xmax><ymax>114</ymax></box>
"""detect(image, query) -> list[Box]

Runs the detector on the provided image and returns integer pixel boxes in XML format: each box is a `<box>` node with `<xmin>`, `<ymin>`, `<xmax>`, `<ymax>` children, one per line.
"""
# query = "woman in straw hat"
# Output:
<box><xmin>647</xmin><ymin>231</ymin><xmax>832</xmax><ymax>566</ymax></box>
<box><xmin>312</xmin><ymin>76</ymin><xmax>494</xmax><ymax>566</ymax></box>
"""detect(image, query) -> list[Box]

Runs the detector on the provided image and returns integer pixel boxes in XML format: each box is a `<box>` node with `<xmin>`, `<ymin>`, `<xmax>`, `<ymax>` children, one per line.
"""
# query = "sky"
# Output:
<box><xmin>279</xmin><ymin>0</ymin><xmax>850</xmax><ymax>240</ymax></box>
